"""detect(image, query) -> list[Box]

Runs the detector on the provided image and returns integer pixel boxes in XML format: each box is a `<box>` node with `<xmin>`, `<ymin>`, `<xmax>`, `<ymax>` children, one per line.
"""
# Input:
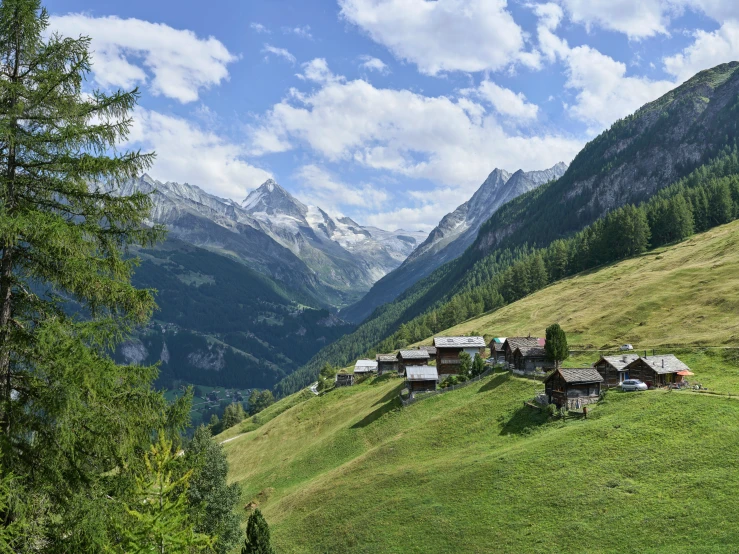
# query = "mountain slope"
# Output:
<box><xmin>280</xmin><ymin>62</ymin><xmax>739</xmax><ymax>393</ymax></box>
<box><xmin>342</xmin><ymin>162</ymin><xmax>567</xmax><ymax>323</ymax></box>
<box><xmin>222</xmin><ymin>220</ymin><xmax>739</xmax><ymax>552</ymax></box>
<box><xmin>121</xmin><ymin>175</ymin><xmax>426</xmax><ymax>308</ymax></box>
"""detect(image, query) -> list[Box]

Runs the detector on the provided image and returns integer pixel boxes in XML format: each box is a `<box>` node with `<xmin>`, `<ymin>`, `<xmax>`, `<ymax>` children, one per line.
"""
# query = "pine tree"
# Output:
<box><xmin>471</xmin><ymin>353</ymin><xmax>485</xmax><ymax>377</ymax></box>
<box><xmin>185</xmin><ymin>426</ymin><xmax>242</xmax><ymax>554</ymax></box>
<box><xmin>528</xmin><ymin>254</ymin><xmax>548</xmax><ymax>291</ymax></box>
<box><xmin>242</xmin><ymin>509</ymin><xmax>275</xmax><ymax>554</ymax></box>
<box><xmin>222</xmin><ymin>402</ymin><xmax>246</xmax><ymax>430</ymax></box>
<box><xmin>116</xmin><ymin>435</ymin><xmax>214</xmax><ymax>553</ymax></box>
<box><xmin>0</xmin><ymin>0</ymin><xmax>188</xmax><ymax>546</ymax></box>
<box><xmin>544</xmin><ymin>324</ymin><xmax>569</xmax><ymax>369</ymax></box>
<box><xmin>458</xmin><ymin>351</ymin><xmax>472</xmax><ymax>377</ymax></box>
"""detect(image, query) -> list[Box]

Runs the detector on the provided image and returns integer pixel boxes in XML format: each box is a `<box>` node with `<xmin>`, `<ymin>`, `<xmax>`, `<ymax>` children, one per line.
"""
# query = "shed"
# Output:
<box><xmin>621</xmin><ymin>355</ymin><xmax>691</xmax><ymax>388</ymax></box>
<box><xmin>488</xmin><ymin>337</ymin><xmax>507</xmax><ymax>363</ymax></box>
<box><xmin>433</xmin><ymin>336</ymin><xmax>486</xmax><ymax>379</ymax></box>
<box><xmin>511</xmin><ymin>346</ymin><xmax>554</xmax><ymax>372</ymax></box>
<box><xmin>544</xmin><ymin>367</ymin><xmax>603</xmax><ymax>409</ymax></box>
<box><xmin>503</xmin><ymin>337</ymin><xmax>545</xmax><ymax>364</ymax></box>
<box><xmin>354</xmin><ymin>359</ymin><xmax>378</xmax><ymax>375</ymax></box>
<box><xmin>405</xmin><ymin>365</ymin><xmax>439</xmax><ymax>394</ymax></box>
<box><xmin>376</xmin><ymin>354</ymin><xmax>400</xmax><ymax>376</ymax></box>
<box><xmin>335</xmin><ymin>373</ymin><xmax>354</xmax><ymax>387</ymax></box>
<box><xmin>397</xmin><ymin>349</ymin><xmax>431</xmax><ymax>369</ymax></box>
<box><xmin>594</xmin><ymin>354</ymin><xmax>640</xmax><ymax>388</ymax></box>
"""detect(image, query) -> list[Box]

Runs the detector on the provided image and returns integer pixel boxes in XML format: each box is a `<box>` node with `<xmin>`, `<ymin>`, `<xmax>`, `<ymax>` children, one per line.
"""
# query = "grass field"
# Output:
<box><xmin>439</xmin><ymin>220</ymin><xmax>739</xmax><ymax>349</ymax></box>
<box><xmin>223</xmin><ymin>373</ymin><xmax>739</xmax><ymax>553</ymax></box>
<box><xmin>221</xmin><ymin>222</ymin><xmax>739</xmax><ymax>552</ymax></box>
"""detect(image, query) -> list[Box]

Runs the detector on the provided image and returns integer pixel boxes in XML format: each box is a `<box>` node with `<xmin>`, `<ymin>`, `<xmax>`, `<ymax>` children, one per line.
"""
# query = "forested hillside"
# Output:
<box><xmin>276</xmin><ymin>62</ymin><xmax>739</xmax><ymax>396</ymax></box>
<box><xmin>118</xmin><ymin>238</ymin><xmax>354</xmax><ymax>389</ymax></box>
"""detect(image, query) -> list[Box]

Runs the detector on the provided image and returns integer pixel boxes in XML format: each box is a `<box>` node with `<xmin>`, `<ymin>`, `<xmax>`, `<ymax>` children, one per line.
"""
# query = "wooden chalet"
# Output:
<box><xmin>354</xmin><ymin>359</ymin><xmax>378</xmax><ymax>375</ymax></box>
<box><xmin>405</xmin><ymin>365</ymin><xmax>438</xmax><ymax>394</ymax></box>
<box><xmin>488</xmin><ymin>337</ymin><xmax>507</xmax><ymax>363</ymax></box>
<box><xmin>621</xmin><ymin>355</ymin><xmax>692</xmax><ymax>388</ymax></box>
<box><xmin>594</xmin><ymin>354</ymin><xmax>640</xmax><ymax>388</ymax></box>
<box><xmin>433</xmin><ymin>336</ymin><xmax>486</xmax><ymax>379</ymax></box>
<box><xmin>397</xmin><ymin>349</ymin><xmax>431</xmax><ymax>370</ymax></box>
<box><xmin>544</xmin><ymin>367</ymin><xmax>603</xmax><ymax>409</ymax></box>
<box><xmin>376</xmin><ymin>354</ymin><xmax>400</xmax><ymax>376</ymax></box>
<box><xmin>335</xmin><ymin>373</ymin><xmax>354</xmax><ymax>387</ymax></box>
<box><xmin>511</xmin><ymin>345</ymin><xmax>554</xmax><ymax>372</ymax></box>
<box><xmin>503</xmin><ymin>336</ymin><xmax>545</xmax><ymax>365</ymax></box>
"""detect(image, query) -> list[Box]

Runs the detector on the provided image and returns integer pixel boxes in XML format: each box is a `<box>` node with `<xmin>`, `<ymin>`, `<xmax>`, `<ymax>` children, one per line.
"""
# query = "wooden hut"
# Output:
<box><xmin>621</xmin><ymin>355</ymin><xmax>691</xmax><ymax>388</ymax></box>
<box><xmin>377</xmin><ymin>354</ymin><xmax>400</xmax><ymax>376</ymax></box>
<box><xmin>419</xmin><ymin>345</ymin><xmax>437</xmax><ymax>357</ymax></box>
<box><xmin>488</xmin><ymin>337</ymin><xmax>507</xmax><ymax>363</ymax></box>
<box><xmin>511</xmin><ymin>346</ymin><xmax>554</xmax><ymax>372</ymax></box>
<box><xmin>594</xmin><ymin>354</ymin><xmax>639</xmax><ymax>388</ymax></box>
<box><xmin>503</xmin><ymin>337</ymin><xmax>545</xmax><ymax>365</ymax></box>
<box><xmin>397</xmin><ymin>349</ymin><xmax>431</xmax><ymax>370</ymax></box>
<box><xmin>544</xmin><ymin>367</ymin><xmax>603</xmax><ymax>409</ymax></box>
<box><xmin>433</xmin><ymin>336</ymin><xmax>486</xmax><ymax>379</ymax></box>
<box><xmin>335</xmin><ymin>373</ymin><xmax>354</xmax><ymax>387</ymax></box>
<box><xmin>405</xmin><ymin>365</ymin><xmax>438</xmax><ymax>394</ymax></box>
<box><xmin>354</xmin><ymin>359</ymin><xmax>378</xmax><ymax>376</ymax></box>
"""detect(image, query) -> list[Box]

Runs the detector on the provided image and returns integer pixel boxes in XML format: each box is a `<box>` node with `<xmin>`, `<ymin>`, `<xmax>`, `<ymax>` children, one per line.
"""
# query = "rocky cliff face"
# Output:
<box><xmin>341</xmin><ymin>162</ymin><xmax>567</xmax><ymax>323</ymax></box>
<box><xmin>119</xmin><ymin>175</ymin><xmax>426</xmax><ymax>307</ymax></box>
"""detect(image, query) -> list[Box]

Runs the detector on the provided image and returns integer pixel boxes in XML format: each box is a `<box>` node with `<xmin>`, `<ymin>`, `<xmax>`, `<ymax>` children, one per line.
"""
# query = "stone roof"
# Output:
<box><xmin>515</xmin><ymin>346</ymin><xmax>547</xmax><ymax>358</ymax></box>
<box><xmin>505</xmin><ymin>337</ymin><xmax>545</xmax><ymax>351</ymax></box>
<box><xmin>405</xmin><ymin>365</ymin><xmax>438</xmax><ymax>381</ymax></box>
<box><xmin>419</xmin><ymin>345</ymin><xmax>437</xmax><ymax>355</ymax></box>
<box><xmin>599</xmin><ymin>354</ymin><xmax>640</xmax><ymax>371</ymax></box>
<box><xmin>354</xmin><ymin>359</ymin><xmax>378</xmax><ymax>373</ymax></box>
<box><xmin>548</xmin><ymin>367</ymin><xmax>604</xmax><ymax>384</ymax></box>
<box><xmin>398</xmin><ymin>349</ymin><xmax>430</xmax><ymax>360</ymax></box>
<box><xmin>433</xmin><ymin>336</ymin><xmax>486</xmax><ymax>348</ymax></box>
<box><xmin>627</xmin><ymin>354</ymin><xmax>690</xmax><ymax>375</ymax></box>
<box><xmin>377</xmin><ymin>354</ymin><xmax>398</xmax><ymax>362</ymax></box>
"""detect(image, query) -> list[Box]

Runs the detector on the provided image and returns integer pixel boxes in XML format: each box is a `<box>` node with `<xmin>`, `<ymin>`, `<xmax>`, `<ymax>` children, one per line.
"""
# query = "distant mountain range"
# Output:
<box><xmin>341</xmin><ymin>162</ymin><xmax>568</xmax><ymax>323</ymax></box>
<box><xmin>120</xmin><ymin>175</ymin><xmax>426</xmax><ymax>308</ymax></box>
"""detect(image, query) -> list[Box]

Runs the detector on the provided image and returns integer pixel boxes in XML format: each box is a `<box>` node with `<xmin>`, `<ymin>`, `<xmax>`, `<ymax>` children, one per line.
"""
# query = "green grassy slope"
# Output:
<box><xmin>224</xmin><ymin>373</ymin><xmax>739</xmax><ymax>553</ymax></box>
<box><xmin>437</xmin><ymin>220</ymin><xmax>739</xmax><ymax>349</ymax></box>
<box><xmin>223</xmin><ymin>222</ymin><xmax>739</xmax><ymax>552</ymax></box>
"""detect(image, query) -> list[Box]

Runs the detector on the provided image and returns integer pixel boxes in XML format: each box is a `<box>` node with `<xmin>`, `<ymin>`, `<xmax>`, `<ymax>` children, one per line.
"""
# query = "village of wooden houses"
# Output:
<box><xmin>334</xmin><ymin>332</ymin><xmax>695</xmax><ymax>412</ymax></box>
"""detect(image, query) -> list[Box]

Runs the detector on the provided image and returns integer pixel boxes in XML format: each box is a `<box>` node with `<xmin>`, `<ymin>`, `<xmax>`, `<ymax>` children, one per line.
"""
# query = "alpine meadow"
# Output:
<box><xmin>3</xmin><ymin>0</ymin><xmax>739</xmax><ymax>552</ymax></box>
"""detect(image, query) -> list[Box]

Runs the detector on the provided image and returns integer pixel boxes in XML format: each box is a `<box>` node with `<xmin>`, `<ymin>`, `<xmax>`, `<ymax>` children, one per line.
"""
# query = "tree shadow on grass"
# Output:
<box><xmin>499</xmin><ymin>404</ymin><xmax>550</xmax><ymax>436</ymax></box>
<box><xmin>372</xmin><ymin>380</ymin><xmax>405</xmax><ymax>406</ymax></box>
<box><xmin>477</xmin><ymin>372</ymin><xmax>510</xmax><ymax>394</ymax></box>
<box><xmin>351</xmin><ymin>396</ymin><xmax>401</xmax><ymax>429</ymax></box>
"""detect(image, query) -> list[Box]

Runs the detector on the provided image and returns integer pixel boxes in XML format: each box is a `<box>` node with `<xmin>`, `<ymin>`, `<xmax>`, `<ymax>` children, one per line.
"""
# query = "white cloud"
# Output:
<box><xmin>295</xmin><ymin>164</ymin><xmax>389</xmax><ymax>211</ymax></box>
<box><xmin>126</xmin><ymin>108</ymin><xmax>271</xmax><ymax>199</ymax></box>
<box><xmin>470</xmin><ymin>81</ymin><xmax>539</xmax><ymax>120</ymax></box>
<box><xmin>50</xmin><ymin>14</ymin><xmax>237</xmax><ymax>103</ymax></box>
<box><xmin>297</xmin><ymin>58</ymin><xmax>344</xmax><ymax>84</ymax></box>
<box><xmin>283</xmin><ymin>25</ymin><xmax>312</xmax><ymax>39</ymax></box>
<box><xmin>663</xmin><ymin>20</ymin><xmax>739</xmax><ymax>82</ymax></box>
<box><xmin>555</xmin><ymin>0</ymin><xmax>739</xmax><ymax>39</ymax></box>
<box><xmin>249</xmin><ymin>61</ymin><xmax>582</xmax><ymax>191</ymax></box>
<box><xmin>359</xmin><ymin>55</ymin><xmax>390</xmax><ymax>74</ymax></box>
<box><xmin>250</xmin><ymin>22</ymin><xmax>269</xmax><ymax>33</ymax></box>
<box><xmin>532</xmin><ymin>7</ymin><xmax>674</xmax><ymax>129</ymax></box>
<box><xmin>262</xmin><ymin>44</ymin><xmax>296</xmax><ymax>64</ymax></box>
<box><xmin>338</xmin><ymin>0</ymin><xmax>539</xmax><ymax>75</ymax></box>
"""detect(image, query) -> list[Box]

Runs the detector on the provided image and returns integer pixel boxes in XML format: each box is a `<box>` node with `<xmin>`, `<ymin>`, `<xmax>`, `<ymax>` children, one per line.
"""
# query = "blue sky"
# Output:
<box><xmin>46</xmin><ymin>0</ymin><xmax>739</xmax><ymax>231</ymax></box>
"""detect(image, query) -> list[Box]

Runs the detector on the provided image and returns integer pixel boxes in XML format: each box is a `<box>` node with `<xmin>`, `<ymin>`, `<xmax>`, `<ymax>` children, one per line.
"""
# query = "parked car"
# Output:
<box><xmin>485</xmin><ymin>357</ymin><xmax>496</xmax><ymax>364</ymax></box>
<box><xmin>620</xmin><ymin>344</ymin><xmax>634</xmax><ymax>351</ymax></box>
<box><xmin>621</xmin><ymin>379</ymin><xmax>648</xmax><ymax>391</ymax></box>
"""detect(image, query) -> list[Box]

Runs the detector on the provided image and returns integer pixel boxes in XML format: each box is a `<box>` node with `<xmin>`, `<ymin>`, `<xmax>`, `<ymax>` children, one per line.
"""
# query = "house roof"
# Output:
<box><xmin>627</xmin><ymin>354</ymin><xmax>690</xmax><ymax>375</ymax></box>
<box><xmin>354</xmin><ymin>359</ymin><xmax>378</xmax><ymax>372</ymax></box>
<box><xmin>598</xmin><ymin>354</ymin><xmax>640</xmax><ymax>371</ymax></box>
<box><xmin>546</xmin><ymin>367</ymin><xmax>604</xmax><ymax>384</ymax></box>
<box><xmin>515</xmin><ymin>346</ymin><xmax>547</xmax><ymax>358</ymax></box>
<box><xmin>406</xmin><ymin>365</ymin><xmax>438</xmax><ymax>381</ymax></box>
<box><xmin>433</xmin><ymin>336</ymin><xmax>486</xmax><ymax>348</ymax></box>
<box><xmin>419</xmin><ymin>345</ymin><xmax>437</xmax><ymax>355</ymax></box>
<box><xmin>398</xmin><ymin>349</ymin><xmax>430</xmax><ymax>360</ymax></box>
<box><xmin>505</xmin><ymin>337</ymin><xmax>545</xmax><ymax>351</ymax></box>
<box><xmin>376</xmin><ymin>354</ymin><xmax>398</xmax><ymax>362</ymax></box>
